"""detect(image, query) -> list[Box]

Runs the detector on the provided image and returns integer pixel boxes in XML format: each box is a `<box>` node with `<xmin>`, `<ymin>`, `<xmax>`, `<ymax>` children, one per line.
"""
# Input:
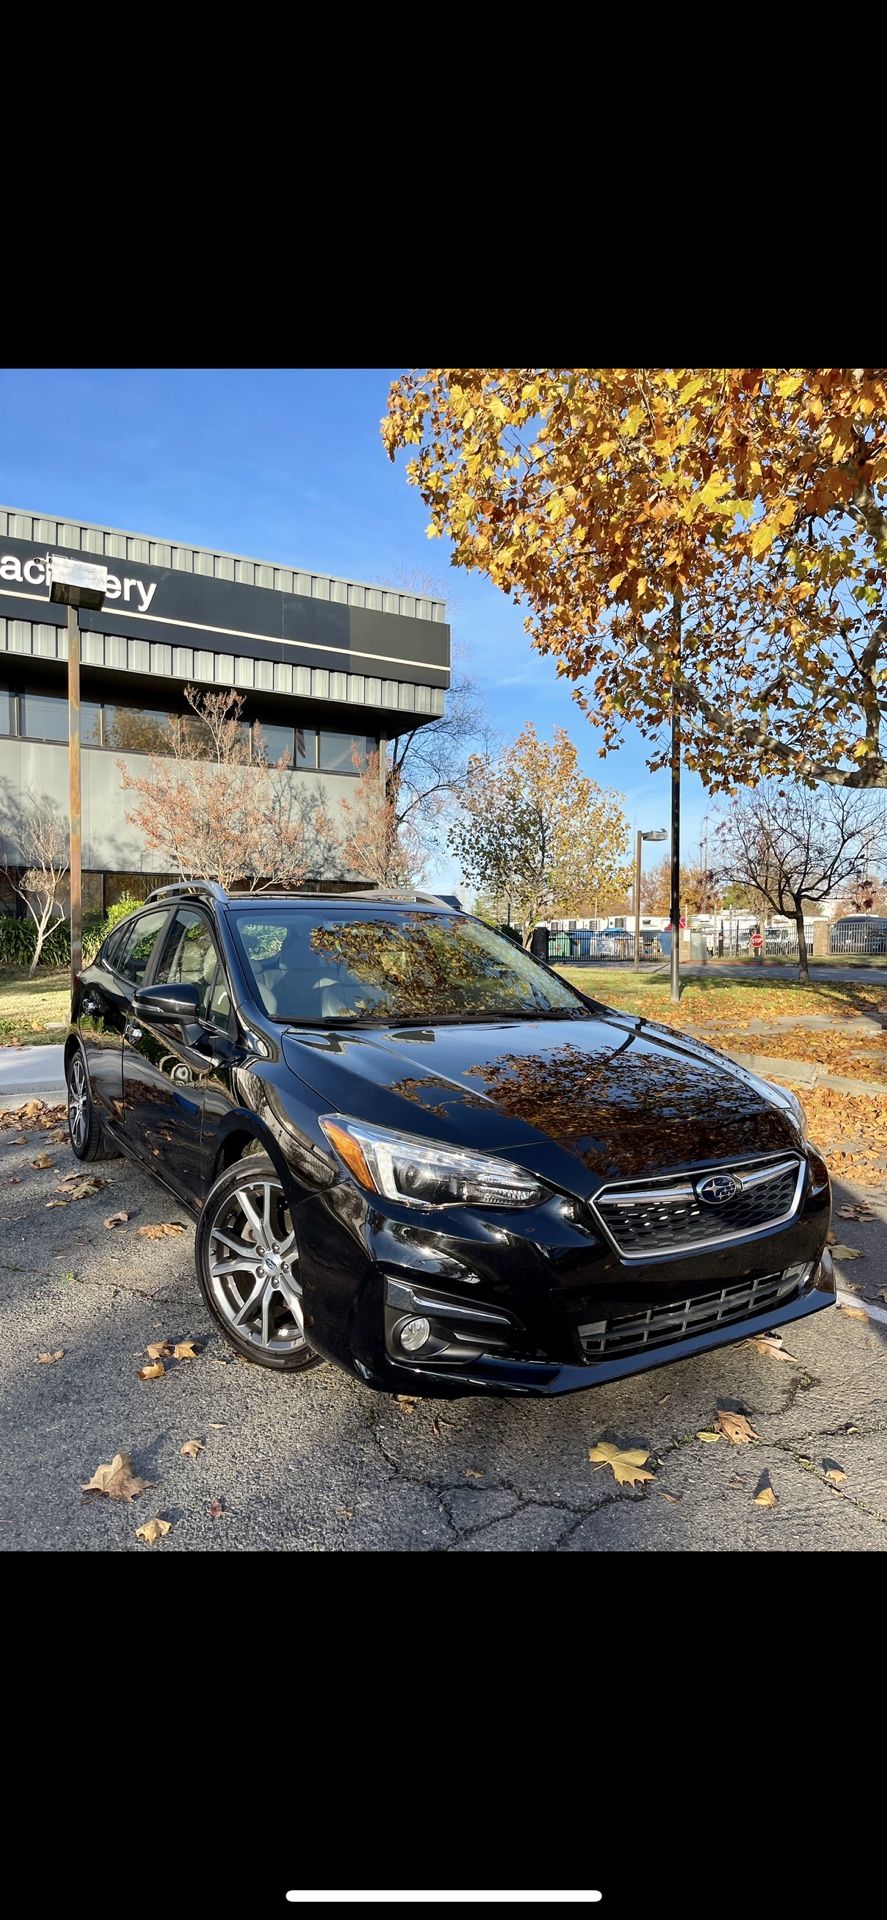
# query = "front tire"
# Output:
<box><xmin>195</xmin><ymin>1151</ymin><xmax>321</xmax><ymax>1373</ymax></box>
<box><xmin>66</xmin><ymin>1049</ymin><xmax>119</xmax><ymax>1161</ymax></box>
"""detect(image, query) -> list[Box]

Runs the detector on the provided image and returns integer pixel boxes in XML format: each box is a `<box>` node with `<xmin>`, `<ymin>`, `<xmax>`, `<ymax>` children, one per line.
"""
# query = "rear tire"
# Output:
<box><xmin>195</xmin><ymin>1151</ymin><xmax>322</xmax><ymax>1374</ymax></box>
<box><xmin>66</xmin><ymin>1049</ymin><xmax>119</xmax><ymax>1161</ymax></box>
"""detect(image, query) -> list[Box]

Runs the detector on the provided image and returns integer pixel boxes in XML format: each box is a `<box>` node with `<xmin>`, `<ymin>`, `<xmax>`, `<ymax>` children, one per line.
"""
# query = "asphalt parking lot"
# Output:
<box><xmin>2</xmin><ymin>1101</ymin><xmax>886</xmax><ymax>1552</ymax></box>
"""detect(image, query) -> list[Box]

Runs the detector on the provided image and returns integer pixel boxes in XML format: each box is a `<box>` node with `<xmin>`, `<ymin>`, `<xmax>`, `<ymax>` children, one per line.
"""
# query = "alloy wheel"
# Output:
<box><xmin>206</xmin><ymin>1175</ymin><xmax>306</xmax><ymax>1357</ymax></box>
<box><xmin>68</xmin><ymin>1057</ymin><xmax>88</xmax><ymax>1153</ymax></box>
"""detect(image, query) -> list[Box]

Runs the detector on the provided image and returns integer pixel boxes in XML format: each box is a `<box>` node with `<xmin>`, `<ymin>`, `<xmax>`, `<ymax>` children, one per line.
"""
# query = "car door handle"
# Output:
<box><xmin>125</xmin><ymin>1020</ymin><xmax>143</xmax><ymax>1042</ymax></box>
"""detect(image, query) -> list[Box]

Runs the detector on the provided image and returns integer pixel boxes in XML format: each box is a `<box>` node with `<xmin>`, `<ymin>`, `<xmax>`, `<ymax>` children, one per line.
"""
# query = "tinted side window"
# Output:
<box><xmin>116</xmin><ymin>909</ymin><xmax>170</xmax><ymax>986</ymax></box>
<box><xmin>153</xmin><ymin>906</ymin><xmax>230</xmax><ymax>1030</ymax></box>
<box><xmin>101</xmin><ymin>925</ymin><xmax>128</xmax><ymax>970</ymax></box>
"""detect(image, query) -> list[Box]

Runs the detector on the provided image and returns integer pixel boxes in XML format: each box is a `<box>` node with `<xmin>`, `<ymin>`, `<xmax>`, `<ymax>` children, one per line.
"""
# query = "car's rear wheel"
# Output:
<box><xmin>66</xmin><ymin>1049</ymin><xmax>119</xmax><ymax>1161</ymax></box>
<box><xmin>195</xmin><ymin>1151</ymin><xmax>321</xmax><ymax>1373</ymax></box>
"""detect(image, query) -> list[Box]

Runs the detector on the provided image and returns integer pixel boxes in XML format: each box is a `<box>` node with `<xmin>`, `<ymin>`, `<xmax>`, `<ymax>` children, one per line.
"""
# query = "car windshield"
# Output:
<box><xmin>233</xmin><ymin>909</ymin><xmax>590</xmax><ymax>1025</ymax></box>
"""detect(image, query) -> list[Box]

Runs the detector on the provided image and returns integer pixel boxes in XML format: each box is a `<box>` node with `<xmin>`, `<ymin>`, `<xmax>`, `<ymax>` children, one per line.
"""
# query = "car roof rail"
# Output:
<box><xmin>145</xmin><ymin>880</ymin><xmax>229</xmax><ymax>904</ymax></box>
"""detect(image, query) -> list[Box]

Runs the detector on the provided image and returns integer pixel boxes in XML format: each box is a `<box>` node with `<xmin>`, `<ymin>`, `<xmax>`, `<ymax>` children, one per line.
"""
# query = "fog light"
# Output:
<box><xmin>399</xmin><ymin>1315</ymin><xmax>431</xmax><ymax>1352</ymax></box>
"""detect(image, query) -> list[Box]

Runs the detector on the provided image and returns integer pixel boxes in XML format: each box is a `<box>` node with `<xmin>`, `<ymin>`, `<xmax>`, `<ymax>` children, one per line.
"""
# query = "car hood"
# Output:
<box><xmin>281</xmin><ymin>1011</ymin><xmax>803</xmax><ymax>1190</ymax></box>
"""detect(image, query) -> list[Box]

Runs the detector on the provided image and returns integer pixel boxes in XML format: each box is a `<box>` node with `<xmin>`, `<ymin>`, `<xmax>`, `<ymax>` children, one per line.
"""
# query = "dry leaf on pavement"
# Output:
<box><xmin>839</xmin><ymin>1303</ymin><xmax>868</xmax><ymax>1320</ymax></box>
<box><xmin>137</xmin><ymin>1222</ymin><xmax>186</xmax><ymax>1240</ymax></box>
<box><xmin>31</xmin><ymin>1154</ymin><xmax>54</xmax><ymax>1169</ymax></box>
<box><xmin>830</xmin><ymin>1244</ymin><xmax>863</xmax><ymax>1260</ymax></box>
<box><xmin>588</xmin><ymin>1440</ymin><xmax>655</xmax><ymax>1487</ymax></box>
<box><xmin>135</xmin><ymin>1518</ymin><xmax>171</xmax><ymax>1545</ymax></box>
<box><xmin>180</xmin><ymin>1439</ymin><xmax>204</xmax><ymax>1459</ymax></box>
<box><xmin>750</xmin><ymin>1334</ymin><xmax>799</xmax><ymax>1363</ymax></box>
<box><xmin>173</xmin><ymin>1340</ymin><xmax>202</xmax><ymax>1360</ymax></box>
<box><xmin>715</xmin><ymin>1409</ymin><xmax>758</xmax><ymax>1445</ymax></box>
<box><xmin>45</xmin><ymin>1198</ymin><xmax>69</xmax><ymax>1209</ymax></box>
<box><xmin>35</xmin><ymin>1349</ymin><xmax>64</xmax><ymax>1365</ymax></box>
<box><xmin>336</xmin><ymin>1506</ymin><xmax>353</xmax><ymax>1520</ymax></box>
<box><xmin>753</xmin><ymin>1477</ymin><xmax>778</xmax><ymax>1508</ymax></box>
<box><xmin>146</xmin><ymin>1339</ymin><xmax>173</xmax><ymax>1360</ymax></box>
<box><xmin>82</xmin><ymin>1453</ymin><xmax>152</xmax><ymax>1500</ymax></box>
<box><xmin>395</xmin><ymin>1395</ymin><xmax>419</xmax><ymax>1414</ymax></box>
<box><xmin>209</xmin><ymin>1498</ymin><xmax>225</xmax><ymax>1519</ymax></box>
<box><xmin>823</xmin><ymin>1460</ymin><xmax>846</xmax><ymax>1485</ymax></box>
<box><xmin>657</xmin><ymin>1490</ymin><xmax>682</xmax><ymax>1504</ymax></box>
<box><xmin>696</xmin><ymin>1430</ymin><xmax>721</xmax><ymax>1443</ymax></box>
<box><xmin>137</xmin><ymin>1361</ymin><xmax>166</xmax><ymax>1382</ymax></box>
<box><xmin>465</xmin><ymin>1467</ymin><xmax>485</xmax><ymax>1479</ymax></box>
<box><xmin>103</xmin><ymin>1211</ymin><xmax>129</xmax><ymax>1229</ymax></box>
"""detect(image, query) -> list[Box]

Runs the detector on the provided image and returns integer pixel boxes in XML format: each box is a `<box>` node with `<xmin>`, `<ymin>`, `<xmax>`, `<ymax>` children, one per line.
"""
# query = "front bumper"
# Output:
<box><xmin>291</xmin><ymin>1149</ymin><xmax>834</xmax><ymax>1399</ymax></box>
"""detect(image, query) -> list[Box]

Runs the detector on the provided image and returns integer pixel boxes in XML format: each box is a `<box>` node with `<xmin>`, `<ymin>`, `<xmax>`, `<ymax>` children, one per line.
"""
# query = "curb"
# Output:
<box><xmin>836</xmin><ymin>1288</ymin><xmax>887</xmax><ymax>1327</ymax></box>
<box><xmin>0</xmin><ymin>1083</ymin><xmax>65</xmax><ymax>1103</ymax></box>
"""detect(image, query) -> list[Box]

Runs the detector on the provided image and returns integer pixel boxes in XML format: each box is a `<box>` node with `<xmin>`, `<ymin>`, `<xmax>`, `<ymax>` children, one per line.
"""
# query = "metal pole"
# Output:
<box><xmin>67</xmin><ymin>603</ymin><xmax>81</xmax><ymax>989</ymax></box>
<box><xmin>633</xmin><ymin>828</ymin><xmax>642</xmax><ymax>971</ymax></box>
<box><xmin>669</xmin><ymin>596</ymin><xmax>681</xmax><ymax>1005</ymax></box>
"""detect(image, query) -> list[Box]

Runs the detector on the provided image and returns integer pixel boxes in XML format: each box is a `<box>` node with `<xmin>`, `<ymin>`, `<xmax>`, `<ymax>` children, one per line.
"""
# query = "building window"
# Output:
<box><xmin>0</xmin><ymin>690</ymin><xmax>13</xmax><ymax>735</ymax></box>
<box><xmin>257</xmin><ymin>721</ymin><xmax>294</xmax><ymax>767</ymax></box>
<box><xmin>294</xmin><ymin>726</ymin><xmax>317</xmax><ymax>768</ymax></box>
<box><xmin>318</xmin><ymin>732</ymin><xmax>374</xmax><ymax>774</ymax></box>
<box><xmin>103</xmin><ymin>706</ymin><xmax>174</xmax><ymax>754</ymax></box>
<box><xmin>19</xmin><ymin>692</ymin><xmax>67</xmax><ymax>742</ymax></box>
<box><xmin>81</xmin><ymin>703</ymin><xmax>102</xmax><ymax>746</ymax></box>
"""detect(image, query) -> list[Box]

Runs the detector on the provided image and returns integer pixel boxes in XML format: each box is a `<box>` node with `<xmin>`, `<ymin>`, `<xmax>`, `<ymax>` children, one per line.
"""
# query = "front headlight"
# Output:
<box><xmin>319</xmin><ymin>1115</ymin><xmax>549</xmax><ymax>1211</ymax></box>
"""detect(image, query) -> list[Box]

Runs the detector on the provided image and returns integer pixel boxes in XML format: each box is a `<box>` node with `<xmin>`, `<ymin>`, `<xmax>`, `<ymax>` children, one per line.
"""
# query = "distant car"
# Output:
<box><xmin>830</xmin><ymin>915</ymin><xmax>887</xmax><ymax>956</ymax></box>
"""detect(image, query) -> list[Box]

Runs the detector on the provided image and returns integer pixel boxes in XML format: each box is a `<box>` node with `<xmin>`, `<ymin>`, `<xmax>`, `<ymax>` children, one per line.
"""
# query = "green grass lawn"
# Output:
<box><xmin>0</xmin><ymin>968</ymin><xmax>70</xmax><ymax>1046</ymax></box>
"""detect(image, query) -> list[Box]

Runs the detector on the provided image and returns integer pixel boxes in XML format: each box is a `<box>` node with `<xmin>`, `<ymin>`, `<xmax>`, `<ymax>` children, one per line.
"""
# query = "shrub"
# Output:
<box><xmin>0</xmin><ymin>895</ymin><xmax>141</xmax><ymax>971</ymax></box>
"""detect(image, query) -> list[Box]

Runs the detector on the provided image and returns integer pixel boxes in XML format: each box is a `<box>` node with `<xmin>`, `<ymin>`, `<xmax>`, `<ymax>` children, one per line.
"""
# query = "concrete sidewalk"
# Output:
<box><xmin>0</xmin><ymin>1044</ymin><xmax>64</xmax><ymax>1097</ymax></box>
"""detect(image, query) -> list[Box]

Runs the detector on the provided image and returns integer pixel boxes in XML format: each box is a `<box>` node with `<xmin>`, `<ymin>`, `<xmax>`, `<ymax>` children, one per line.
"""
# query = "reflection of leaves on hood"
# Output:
<box><xmin>465</xmin><ymin>1039</ymin><xmax>794</xmax><ymax>1178</ymax></box>
<box><xmin>389</xmin><ymin>1074</ymin><xmax>489</xmax><ymax>1120</ymax></box>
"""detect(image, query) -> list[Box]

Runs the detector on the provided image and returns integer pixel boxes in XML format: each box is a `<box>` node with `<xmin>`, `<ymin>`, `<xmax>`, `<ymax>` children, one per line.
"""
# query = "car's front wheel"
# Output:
<box><xmin>195</xmin><ymin>1151</ymin><xmax>321</xmax><ymax>1373</ymax></box>
<box><xmin>66</xmin><ymin>1049</ymin><xmax>119</xmax><ymax>1161</ymax></box>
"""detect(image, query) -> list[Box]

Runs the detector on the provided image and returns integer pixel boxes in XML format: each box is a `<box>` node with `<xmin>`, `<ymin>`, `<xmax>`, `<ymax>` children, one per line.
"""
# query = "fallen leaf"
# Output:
<box><xmin>82</xmin><ymin>1452</ymin><xmax>152</xmax><ymax>1501</ymax></box>
<box><xmin>59</xmin><ymin>1169</ymin><xmax>87</xmax><ymax>1184</ymax></box>
<box><xmin>465</xmin><ymin>1467</ymin><xmax>485</xmax><ymax>1479</ymax></box>
<box><xmin>753</xmin><ymin>1477</ymin><xmax>778</xmax><ymax>1508</ymax></box>
<box><xmin>715</xmin><ymin>1408</ymin><xmax>758</xmax><ymax>1445</ymax></box>
<box><xmin>146</xmin><ymin>1339</ymin><xmax>173</xmax><ymax>1360</ymax></box>
<box><xmin>45</xmin><ymin>1197</ymin><xmax>69</xmax><ymax>1209</ymax></box>
<box><xmin>823</xmin><ymin>1460</ymin><xmax>846</xmax><ymax>1485</ymax></box>
<box><xmin>209</xmin><ymin>1498</ymin><xmax>225</xmax><ymax>1519</ymax></box>
<box><xmin>6</xmin><ymin>1135</ymin><xmax>27</xmax><ymax>1145</ymax></box>
<box><xmin>695</xmin><ymin>1430</ymin><xmax>722</xmax><ymax>1444</ymax></box>
<box><xmin>826</xmin><ymin>1230</ymin><xmax>836</xmax><ymax>1244</ymax></box>
<box><xmin>67</xmin><ymin>1179</ymin><xmax>103</xmax><ymax>1202</ymax></box>
<box><xmin>173</xmin><ymin>1340</ymin><xmax>202</xmax><ymax>1360</ymax></box>
<box><xmin>137</xmin><ymin>1221</ymin><xmax>187</xmax><ymax>1240</ymax></box>
<box><xmin>31</xmin><ymin>1154</ymin><xmax>54</xmax><ymax>1169</ymax></box>
<box><xmin>135</xmin><ymin>1517</ymin><xmax>171</xmax><ymax>1545</ymax></box>
<box><xmin>395</xmin><ymin>1394</ymin><xmax>419</xmax><ymax>1414</ymax></box>
<box><xmin>728</xmin><ymin>1474</ymin><xmax>747</xmax><ymax>1487</ymax></box>
<box><xmin>878</xmin><ymin>1291</ymin><xmax>887</xmax><ymax>1306</ymax></box>
<box><xmin>658</xmin><ymin>1394</ymin><xmax>670</xmax><ymax>1405</ymax></box>
<box><xmin>103</xmin><ymin>1211</ymin><xmax>129</xmax><ymax>1229</ymax></box>
<box><xmin>831</xmin><ymin>1244</ymin><xmax>863</xmax><ymax>1261</ymax></box>
<box><xmin>839</xmin><ymin>1303</ymin><xmax>868</xmax><ymax>1321</ymax></box>
<box><xmin>843</xmin><ymin>1423</ymin><xmax>860</xmax><ymax>1434</ymax></box>
<box><xmin>750</xmin><ymin>1334</ymin><xmax>800</xmax><ymax>1364</ymax></box>
<box><xmin>336</xmin><ymin>1506</ymin><xmax>353</xmax><ymax>1520</ymax></box>
<box><xmin>588</xmin><ymin>1440</ymin><xmax>655</xmax><ymax>1487</ymax></box>
<box><xmin>7</xmin><ymin>1175</ymin><xmax>22</xmax><ymax>1185</ymax></box>
<box><xmin>137</xmin><ymin>1361</ymin><xmax>166</xmax><ymax>1382</ymax></box>
<box><xmin>180</xmin><ymin>1439</ymin><xmax>204</xmax><ymax>1459</ymax></box>
<box><xmin>657</xmin><ymin>1489</ymin><xmax>682</xmax><ymax>1504</ymax></box>
<box><xmin>208</xmin><ymin>1422</ymin><xmax>228</xmax><ymax>1430</ymax></box>
<box><xmin>35</xmin><ymin>1349</ymin><xmax>64</xmax><ymax>1364</ymax></box>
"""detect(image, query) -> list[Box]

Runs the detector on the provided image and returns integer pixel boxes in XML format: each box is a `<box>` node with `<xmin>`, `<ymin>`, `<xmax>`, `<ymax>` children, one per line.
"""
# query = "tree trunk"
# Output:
<box><xmin>794</xmin><ymin>903</ymin><xmax>809</xmax><ymax>982</ymax></box>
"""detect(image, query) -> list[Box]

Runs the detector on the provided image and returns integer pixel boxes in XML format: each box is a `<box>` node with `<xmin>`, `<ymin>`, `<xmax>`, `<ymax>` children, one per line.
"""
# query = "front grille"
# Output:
<box><xmin>592</xmin><ymin>1155</ymin><xmax>803</xmax><ymax>1257</ymax></box>
<box><xmin>578</xmin><ymin>1268</ymin><xmax>806</xmax><ymax>1360</ymax></box>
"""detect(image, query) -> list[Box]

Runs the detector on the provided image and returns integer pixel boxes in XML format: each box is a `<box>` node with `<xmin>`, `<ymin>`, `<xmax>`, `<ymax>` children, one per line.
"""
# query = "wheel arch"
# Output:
<box><xmin>209</xmin><ymin>1115</ymin><xmax>292</xmax><ymax>1190</ymax></box>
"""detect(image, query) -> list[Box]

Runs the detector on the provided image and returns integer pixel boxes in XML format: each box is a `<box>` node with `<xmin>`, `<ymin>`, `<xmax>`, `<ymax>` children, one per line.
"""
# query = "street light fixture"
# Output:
<box><xmin>633</xmin><ymin>827</ymin><xmax>668</xmax><ymax>971</ymax></box>
<box><xmin>47</xmin><ymin>555</ymin><xmax>108</xmax><ymax>988</ymax></box>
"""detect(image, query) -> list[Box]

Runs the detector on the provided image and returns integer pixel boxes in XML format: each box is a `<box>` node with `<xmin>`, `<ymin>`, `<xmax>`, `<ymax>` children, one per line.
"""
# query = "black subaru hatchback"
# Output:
<box><xmin>66</xmin><ymin>883</ymin><xmax>835</xmax><ymax>1397</ymax></box>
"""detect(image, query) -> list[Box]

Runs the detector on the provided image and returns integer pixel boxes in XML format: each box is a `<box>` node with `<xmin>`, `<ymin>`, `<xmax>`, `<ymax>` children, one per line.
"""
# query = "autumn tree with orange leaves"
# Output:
<box><xmin>118</xmin><ymin>686</ymin><xmax>337</xmax><ymax>891</ymax></box>
<box><xmin>449</xmin><ymin>723</ymin><xmax>631</xmax><ymax>945</ymax></box>
<box><xmin>382</xmin><ymin>369</ymin><xmax>887</xmax><ymax>793</ymax></box>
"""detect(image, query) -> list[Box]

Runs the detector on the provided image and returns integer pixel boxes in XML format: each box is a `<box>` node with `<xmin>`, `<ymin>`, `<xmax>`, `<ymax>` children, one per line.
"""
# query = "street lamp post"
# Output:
<box><xmin>47</xmin><ymin>556</ymin><xmax>108</xmax><ymax>988</ymax></box>
<box><xmin>633</xmin><ymin>827</ymin><xmax>667</xmax><ymax>970</ymax></box>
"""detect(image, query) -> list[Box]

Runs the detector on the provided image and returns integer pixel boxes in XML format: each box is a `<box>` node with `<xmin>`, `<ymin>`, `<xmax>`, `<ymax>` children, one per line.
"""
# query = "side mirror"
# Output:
<box><xmin>133</xmin><ymin>981</ymin><xmax>202</xmax><ymax>1023</ymax></box>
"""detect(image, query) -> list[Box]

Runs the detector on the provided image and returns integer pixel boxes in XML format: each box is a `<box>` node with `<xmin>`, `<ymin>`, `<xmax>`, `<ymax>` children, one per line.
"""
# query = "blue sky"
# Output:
<box><xmin>0</xmin><ymin>366</ymin><xmax>712</xmax><ymax>893</ymax></box>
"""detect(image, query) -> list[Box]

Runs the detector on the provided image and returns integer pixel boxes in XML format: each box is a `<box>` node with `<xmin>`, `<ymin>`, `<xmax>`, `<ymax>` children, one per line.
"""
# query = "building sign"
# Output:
<box><xmin>0</xmin><ymin>535</ymin><xmax>448</xmax><ymax>688</ymax></box>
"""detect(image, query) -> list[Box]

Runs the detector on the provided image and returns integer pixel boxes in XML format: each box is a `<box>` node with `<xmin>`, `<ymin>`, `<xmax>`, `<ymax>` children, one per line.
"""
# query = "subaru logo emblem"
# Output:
<box><xmin>696</xmin><ymin>1172</ymin><xmax>740</xmax><ymax>1205</ymax></box>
